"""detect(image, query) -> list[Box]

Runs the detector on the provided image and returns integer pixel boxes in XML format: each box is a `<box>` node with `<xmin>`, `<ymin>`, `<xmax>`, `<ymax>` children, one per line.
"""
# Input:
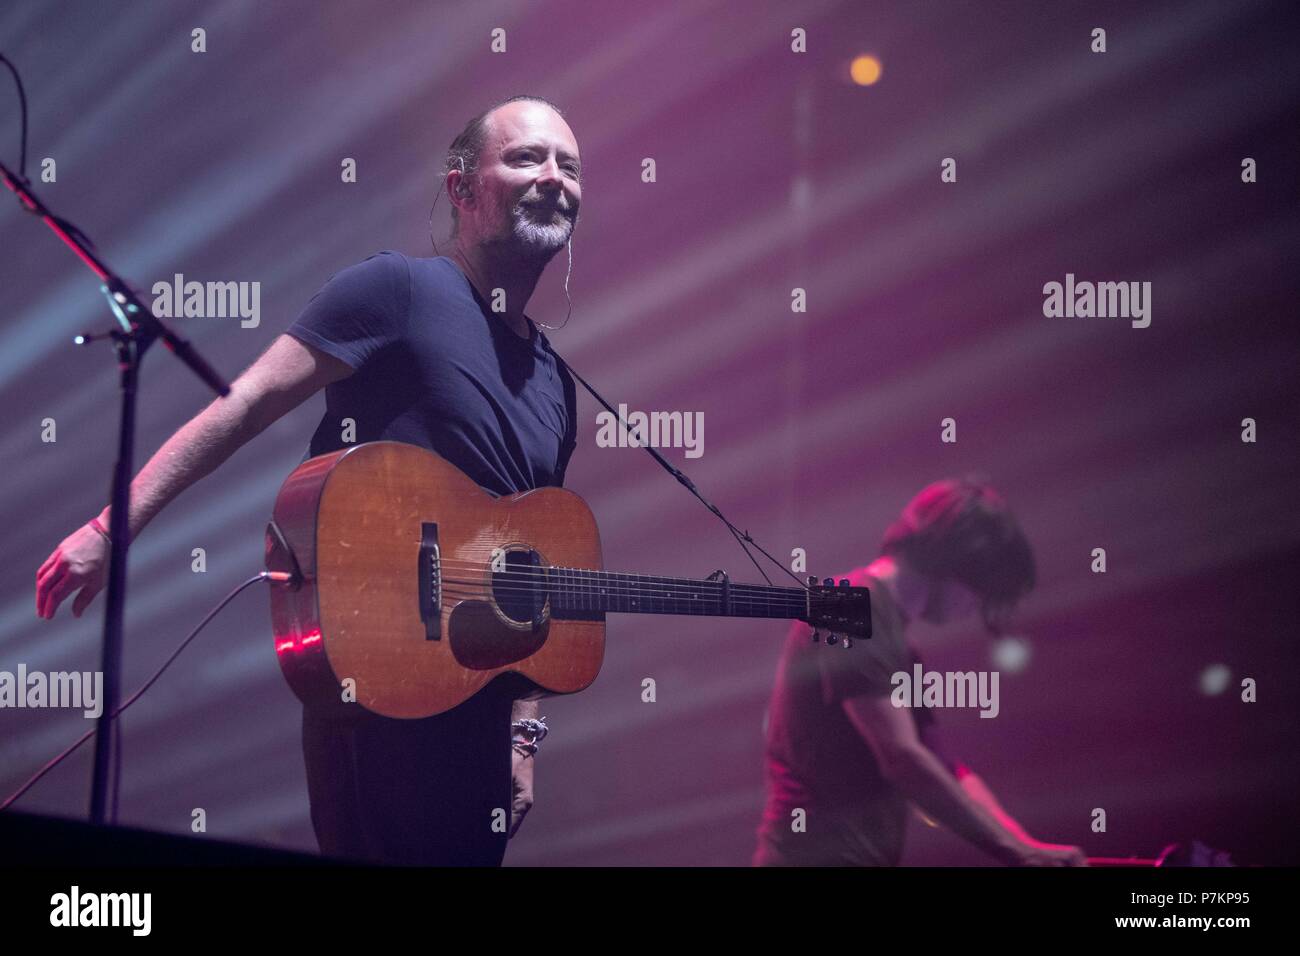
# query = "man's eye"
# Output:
<box><xmin>514</xmin><ymin>152</ymin><xmax>579</xmax><ymax>177</ymax></box>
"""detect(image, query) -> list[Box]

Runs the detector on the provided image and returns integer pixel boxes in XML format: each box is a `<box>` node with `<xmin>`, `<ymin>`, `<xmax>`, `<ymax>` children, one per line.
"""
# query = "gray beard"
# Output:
<box><xmin>496</xmin><ymin>202</ymin><xmax>575</xmax><ymax>265</ymax></box>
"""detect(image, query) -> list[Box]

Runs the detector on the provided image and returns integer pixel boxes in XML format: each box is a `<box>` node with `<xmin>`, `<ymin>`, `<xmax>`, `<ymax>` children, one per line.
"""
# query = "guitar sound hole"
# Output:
<box><xmin>492</xmin><ymin>549</ymin><xmax>548</xmax><ymax>625</ymax></box>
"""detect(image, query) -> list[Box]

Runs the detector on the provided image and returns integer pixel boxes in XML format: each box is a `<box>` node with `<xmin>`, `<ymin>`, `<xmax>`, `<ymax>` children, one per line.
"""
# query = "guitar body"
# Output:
<box><xmin>266</xmin><ymin>441</ymin><xmax>605</xmax><ymax>720</ymax></box>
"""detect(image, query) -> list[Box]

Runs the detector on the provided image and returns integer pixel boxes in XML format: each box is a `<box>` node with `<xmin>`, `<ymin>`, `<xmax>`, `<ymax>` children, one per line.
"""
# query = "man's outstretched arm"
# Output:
<box><xmin>842</xmin><ymin>694</ymin><xmax>1086</xmax><ymax>866</ymax></box>
<box><xmin>36</xmin><ymin>334</ymin><xmax>352</xmax><ymax>619</ymax></box>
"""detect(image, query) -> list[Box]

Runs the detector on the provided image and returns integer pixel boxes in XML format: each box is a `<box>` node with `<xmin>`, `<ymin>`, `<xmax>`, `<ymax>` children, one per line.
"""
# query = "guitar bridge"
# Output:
<box><xmin>418</xmin><ymin>522</ymin><xmax>441</xmax><ymax>640</ymax></box>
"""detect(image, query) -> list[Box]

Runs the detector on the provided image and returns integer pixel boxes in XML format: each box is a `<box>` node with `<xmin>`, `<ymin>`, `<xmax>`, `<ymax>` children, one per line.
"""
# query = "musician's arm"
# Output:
<box><xmin>509</xmin><ymin>699</ymin><xmax>538</xmax><ymax>838</ymax></box>
<box><xmin>957</xmin><ymin>770</ymin><xmax>1035</xmax><ymax>844</ymax></box>
<box><xmin>841</xmin><ymin>694</ymin><xmax>1026</xmax><ymax>864</ymax></box>
<box><xmin>37</xmin><ymin>334</ymin><xmax>354</xmax><ymax>619</ymax></box>
<box><xmin>96</xmin><ymin>334</ymin><xmax>352</xmax><ymax>540</ymax></box>
<box><xmin>912</xmin><ymin>714</ymin><xmax>1035</xmax><ymax>842</ymax></box>
<box><xmin>511</xmin><ymin>698</ymin><xmax>540</xmax><ymax>724</ymax></box>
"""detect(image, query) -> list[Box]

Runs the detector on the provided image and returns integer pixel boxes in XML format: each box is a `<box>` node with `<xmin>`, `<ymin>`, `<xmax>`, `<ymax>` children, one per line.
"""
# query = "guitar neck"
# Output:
<box><xmin>547</xmin><ymin>567</ymin><xmax>806</xmax><ymax>620</ymax></box>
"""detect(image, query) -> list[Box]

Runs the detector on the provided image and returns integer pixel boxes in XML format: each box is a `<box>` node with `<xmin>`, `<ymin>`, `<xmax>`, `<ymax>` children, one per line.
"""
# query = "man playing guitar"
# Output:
<box><xmin>36</xmin><ymin>95</ymin><xmax>583</xmax><ymax>865</ymax></box>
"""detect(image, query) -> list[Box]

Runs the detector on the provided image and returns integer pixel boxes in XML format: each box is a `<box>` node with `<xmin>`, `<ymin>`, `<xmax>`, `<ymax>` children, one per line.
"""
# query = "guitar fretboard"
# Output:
<box><xmin>544</xmin><ymin>567</ymin><xmax>807</xmax><ymax>620</ymax></box>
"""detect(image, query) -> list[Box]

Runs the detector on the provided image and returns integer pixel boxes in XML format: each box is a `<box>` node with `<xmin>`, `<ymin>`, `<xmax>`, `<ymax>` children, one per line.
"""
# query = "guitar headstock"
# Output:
<box><xmin>800</xmin><ymin>576</ymin><xmax>872</xmax><ymax>642</ymax></box>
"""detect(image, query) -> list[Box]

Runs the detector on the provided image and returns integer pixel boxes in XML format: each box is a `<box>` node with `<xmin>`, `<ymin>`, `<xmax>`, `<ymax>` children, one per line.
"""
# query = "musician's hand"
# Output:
<box><xmin>509</xmin><ymin>748</ymin><xmax>534</xmax><ymax>839</ymax></box>
<box><xmin>36</xmin><ymin>523</ymin><xmax>110</xmax><ymax>620</ymax></box>
<box><xmin>1013</xmin><ymin>840</ymin><xmax>1089</xmax><ymax>866</ymax></box>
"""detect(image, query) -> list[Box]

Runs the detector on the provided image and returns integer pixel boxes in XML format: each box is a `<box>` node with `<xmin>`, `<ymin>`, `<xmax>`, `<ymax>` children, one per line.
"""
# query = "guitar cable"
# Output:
<box><xmin>0</xmin><ymin>56</ymin><xmax>300</xmax><ymax>817</ymax></box>
<box><xmin>6</xmin><ymin>371</ymin><xmax>819</xmax><ymax>814</ymax></box>
<box><xmin>3</xmin><ymin>49</ymin><xmax>805</xmax><ymax>814</ymax></box>
<box><xmin>1</xmin><ymin>571</ymin><xmax>294</xmax><ymax>813</ymax></box>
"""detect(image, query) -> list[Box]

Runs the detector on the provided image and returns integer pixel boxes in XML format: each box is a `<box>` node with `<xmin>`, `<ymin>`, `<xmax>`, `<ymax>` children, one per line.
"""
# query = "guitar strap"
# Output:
<box><xmin>538</xmin><ymin>337</ymin><xmax>804</xmax><ymax>591</ymax></box>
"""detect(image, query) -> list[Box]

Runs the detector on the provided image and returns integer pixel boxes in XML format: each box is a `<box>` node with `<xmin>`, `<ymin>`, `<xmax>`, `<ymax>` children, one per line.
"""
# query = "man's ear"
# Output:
<box><xmin>448</xmin><ymin>171</ymin><xmax>472</xmax><ymax>201</ymax></box>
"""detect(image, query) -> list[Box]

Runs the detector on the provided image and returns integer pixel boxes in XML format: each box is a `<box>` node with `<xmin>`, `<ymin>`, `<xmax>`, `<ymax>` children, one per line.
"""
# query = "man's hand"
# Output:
<box><xmin>37</xmin><ymin>523</ymin><xmax>110</xmax><ymax>620</ymax></box>
<box><xmin>509</xmin><ymin>747</ymin><xmax>534</xmax><ymax>838</ymax></box>
<box><xmin>1012</xmin><ymin>840</ymin><xmax>1089</xmax><ymax>866</ymax></box>
<box><xmin>37</xmin><ymin>333</ymin><xmax>353</xmax><ymax>623</ymax></box>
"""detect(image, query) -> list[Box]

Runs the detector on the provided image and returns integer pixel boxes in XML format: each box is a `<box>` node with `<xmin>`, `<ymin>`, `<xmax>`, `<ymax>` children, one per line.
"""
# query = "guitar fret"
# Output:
<box><xmin>545</xmin><ymin>565</ymin><xmax>842</xmax><ymax>627</ymax></box>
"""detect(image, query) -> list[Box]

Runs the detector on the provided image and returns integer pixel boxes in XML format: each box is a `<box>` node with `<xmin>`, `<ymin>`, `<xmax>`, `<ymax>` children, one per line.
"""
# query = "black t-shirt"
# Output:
<box><xmin>754</xmin><ymin>569</ymin><xmax>959</xmax><ymax>866</ymax></box>
<box><xmin>286</xmin><ymin>250</ymin><xmax>578</xmax><ymax>495</ymax></box>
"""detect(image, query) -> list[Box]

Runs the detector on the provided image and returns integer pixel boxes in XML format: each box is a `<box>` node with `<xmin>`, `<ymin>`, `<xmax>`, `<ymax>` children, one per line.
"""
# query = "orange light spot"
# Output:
<box><xmin>850</xmin><ymin>55</ymin><xmax>883</xmax><ymax>86</ymax></box>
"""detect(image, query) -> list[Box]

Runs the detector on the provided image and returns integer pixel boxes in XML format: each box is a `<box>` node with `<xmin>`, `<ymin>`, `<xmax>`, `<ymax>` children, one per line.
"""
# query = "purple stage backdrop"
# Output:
<box><xmin>2</xmin><ymin>0</ymin><xmax>1298</xmax><ymax>866</ymax></box>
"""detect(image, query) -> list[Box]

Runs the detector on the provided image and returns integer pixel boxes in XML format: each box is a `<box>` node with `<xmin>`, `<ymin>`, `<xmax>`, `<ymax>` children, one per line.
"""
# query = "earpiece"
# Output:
<box><xmin>455</xmin><ymin>156</ymin><xmax>470</xmax><ymax>198</ymax></box>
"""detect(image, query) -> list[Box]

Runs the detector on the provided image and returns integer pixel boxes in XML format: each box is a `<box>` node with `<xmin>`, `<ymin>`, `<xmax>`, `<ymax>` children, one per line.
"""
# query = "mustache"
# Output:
<box><xmin>520</xmin><ymin>197</ymin><xmax>574</xmax><ymax>217</ymax></box>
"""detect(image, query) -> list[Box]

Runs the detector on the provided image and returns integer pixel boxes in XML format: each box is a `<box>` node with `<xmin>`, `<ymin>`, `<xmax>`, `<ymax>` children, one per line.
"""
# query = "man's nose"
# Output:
<box><xmin>535</xmin><ymin>157</ymin><xmax>564</xmax><ymax>192</ymax></box>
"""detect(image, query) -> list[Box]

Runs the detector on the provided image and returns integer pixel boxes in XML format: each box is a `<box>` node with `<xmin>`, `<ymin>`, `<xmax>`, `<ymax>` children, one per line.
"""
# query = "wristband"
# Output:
<box><xmin>511</xmin><ymin>716</ymin><xmax>549</xmax><ymax>756</ymax></box>
<box><xmin>90</xmin><ymin>516</ymin><xmax>131</xmax><ymax>545</ymax></box>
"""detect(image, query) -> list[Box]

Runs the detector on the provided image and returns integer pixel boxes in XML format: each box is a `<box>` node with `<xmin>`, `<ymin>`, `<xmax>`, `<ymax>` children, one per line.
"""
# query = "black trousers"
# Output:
<box><xmin>301</xmin><ymin>688</ymin><xmax>513</xmax><ymax>866</ymax></box>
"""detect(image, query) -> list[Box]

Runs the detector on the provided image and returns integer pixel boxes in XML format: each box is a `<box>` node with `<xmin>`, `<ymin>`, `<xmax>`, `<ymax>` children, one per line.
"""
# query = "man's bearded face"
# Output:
<box><xmin>472</xmin><ymin>102</ymin><xmax>582</xmax><ymax>263</ymax></box>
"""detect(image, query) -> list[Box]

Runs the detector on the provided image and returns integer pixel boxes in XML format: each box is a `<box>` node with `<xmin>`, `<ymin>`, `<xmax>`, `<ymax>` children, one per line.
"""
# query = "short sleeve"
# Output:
<box><xmin>285</xmin><ymin>250</ymin><xmax>410</xmax><ymax>370</ymax></box>
<box><xmin>817</xmin><ymin>584</ymin><xmax>910</xmax><ymax>703</ymax></box>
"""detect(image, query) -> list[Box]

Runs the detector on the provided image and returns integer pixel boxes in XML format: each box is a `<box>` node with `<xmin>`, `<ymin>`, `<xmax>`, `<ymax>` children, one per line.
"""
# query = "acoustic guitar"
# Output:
<box><xmin>264</xmin><ymin>440</ymin><xmax>872</xmax><ymax>719</ymax></box>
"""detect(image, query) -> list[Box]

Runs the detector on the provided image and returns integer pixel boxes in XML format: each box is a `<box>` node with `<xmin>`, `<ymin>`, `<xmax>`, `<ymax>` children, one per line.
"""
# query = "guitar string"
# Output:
<box><xmin>437</xmin><ymin>579</ymin><xmax>807</xmax><ymax>609</ymax></box>
<box><xmin>435</xmin><ymin>570</ymin><xmax>807</xmax><ymax>598</ymax></box>
<box><xmin>431</xmin><ymin>560</ymin><xmax>851</xmax><ymax>601</ymax></box>
<box><xmin>431</xmin><ymin>572</ymin><xmax>847</xmax><ymax>616</ymax></box>
<box><xmin>423</xmin><ymin>560</ymin><xmax>852</xmax><ymax>610</ymax></box>
<box><xmin>430</xmin><ymin>562</ymin><xmax>817</xmax><ymax>596</ymax></box>
<box><xmin>428</xmin><ymin>556</ymin><xmax>845</xmax><ymax>599</ymax></box>
<box><xmin>435</xmin><ymin>594</ymin><xmax>810</xmax><ymax>619</ymax></box>
<box><xmin>433</xmin><ymin>568</ymin><xmax>822</xmax><ymax>605</ymax></box>
<box><xmin>431</xmin><ymin>586</ymin><xmax>857</xmax><ymax>629</ymax></box>
<box><xmin>429</xmin><ymin>550</ymin><xmax>820</xmax><ymax>590</ymax></box>
<box><xmin>391</xmin><ymin>549</ymin><xmax>860</xmax><ymax>615</ymax></box>
<box><xmin>434</xmin><ymin>590</ymin><xmax>808</xmax><ymax>620</ymax></box>
<box><xmin>428</xmin><ymin>571</ymin><xmax>856</xmax><ymax>626</ymax></box>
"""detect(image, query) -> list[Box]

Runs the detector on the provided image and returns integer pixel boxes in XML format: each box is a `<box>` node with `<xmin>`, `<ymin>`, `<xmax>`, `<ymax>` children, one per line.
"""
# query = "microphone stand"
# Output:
<box><xmin>1</xmin><ymin>158</ymin><xmax>230</xmax><ymax>825</ymax></box>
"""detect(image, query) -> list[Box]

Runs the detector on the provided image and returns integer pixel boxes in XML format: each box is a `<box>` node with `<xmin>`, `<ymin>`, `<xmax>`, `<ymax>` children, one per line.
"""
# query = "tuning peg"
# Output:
<box><xmin>823</xmin><ymin>577</ymin><xmax>834</xmax><ymax>587</ymax></box>
<box><xmin>810</xmin><ymin>629</ymin><xmax>822</xmax><ymax>643</ymax></box>
<box><xmin>826</xmin><ymin>632</ymin><xmax>839</xmax><ymax>645</ymax></box>
<box><xmin>839</xmin><ymin>578</ymin><xmax>850</xmax><ymax>587</ymax></box>
<box><xmin>806</xmin><ymin>575</ymin><xmax>818</xmax><ymax>588</ymax></box>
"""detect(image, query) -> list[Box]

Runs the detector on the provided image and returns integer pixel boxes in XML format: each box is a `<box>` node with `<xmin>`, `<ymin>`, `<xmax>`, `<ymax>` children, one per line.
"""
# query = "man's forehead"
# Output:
<box><xmin>487</xmin><ymin>102</ymin><xmax>579</xmax><ymax>155</ymax></box>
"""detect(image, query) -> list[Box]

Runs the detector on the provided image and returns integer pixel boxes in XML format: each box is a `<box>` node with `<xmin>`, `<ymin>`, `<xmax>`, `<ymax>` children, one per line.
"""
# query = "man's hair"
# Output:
<box><xmin>443</xmin><ymin>94</ymin><xmax>567</xmax><ymax>237</ymax></box>
<box><xmin>880</xmin><ymin>477</ymin><xmax>1036</xmax><ymax>633</ymax></box>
